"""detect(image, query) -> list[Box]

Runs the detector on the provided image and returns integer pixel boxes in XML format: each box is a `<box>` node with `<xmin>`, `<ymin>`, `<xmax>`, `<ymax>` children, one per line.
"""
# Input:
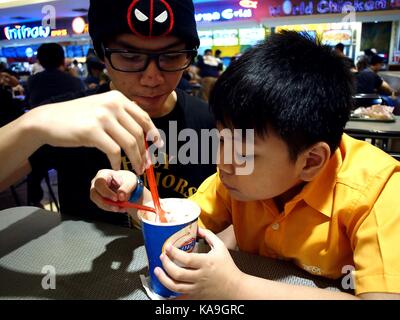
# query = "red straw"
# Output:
<box><xmin>144</xmin><ymin>139</ymin><xmax>168</xmax><ymax>223</ymax></box>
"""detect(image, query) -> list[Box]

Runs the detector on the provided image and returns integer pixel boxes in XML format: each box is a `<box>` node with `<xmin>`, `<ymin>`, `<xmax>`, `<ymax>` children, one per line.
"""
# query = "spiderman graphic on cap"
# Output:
<box><xmin>127</xmin><ymin>0</ymin><xmax>175</xmax><ymax>38</ymax></box>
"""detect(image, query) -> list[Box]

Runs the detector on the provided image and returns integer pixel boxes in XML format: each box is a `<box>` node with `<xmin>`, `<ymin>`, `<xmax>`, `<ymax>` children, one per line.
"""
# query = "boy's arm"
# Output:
<box><xmin>238</xmin><ymin>275</ymin><xmax>390</xmax><ymax>299</ymax></box>
<box><xmin>1</xmin><ymin>91</ymin><xmax>163</xmax><ymax>187</ymax></box>
<box><xmin>157</xmin><ymin>229</ymin><xmax>399</xmax><ymax>300</ymax></box>
<box><xmin>236</xmin><ymin>275</ymin><xmax>400</xmax><ymax>299</ymax></box>
<box><xmin>235</xmin><ymin>274</ymin><xmax>359</xmax><ymax>300</ymax></box>
<box><xmin>0</xmin><ymin>112</ymin><xmax>40</xmax><ymax>184</ymax></box>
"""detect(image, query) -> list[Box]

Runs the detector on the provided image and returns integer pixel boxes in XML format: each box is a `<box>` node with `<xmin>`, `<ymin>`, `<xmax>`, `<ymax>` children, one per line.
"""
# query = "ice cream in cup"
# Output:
<box><xmin>138</xmin><ymin>198</ymin><xmax>201</xmax><ymax>298</ymax></box>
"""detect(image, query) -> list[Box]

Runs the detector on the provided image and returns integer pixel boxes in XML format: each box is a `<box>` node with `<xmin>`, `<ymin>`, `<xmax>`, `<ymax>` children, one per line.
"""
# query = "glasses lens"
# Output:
<box><xmin>159</xmin><ymin>52</ymin><xmax>191</xmax><ymax>71</ymax></box>
<box><xmin>110</xmin><ymin>52</ymin><xmax>147</xmax><ymax>72</ymax></box>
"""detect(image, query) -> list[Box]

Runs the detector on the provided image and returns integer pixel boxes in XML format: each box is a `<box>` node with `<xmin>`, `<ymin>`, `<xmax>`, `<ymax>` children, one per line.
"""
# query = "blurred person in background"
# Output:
<box><xmin>31</xmin><ymin>59</ymin><xmax>44</xmax><ymax>75</ymax></box>
<box><xmin>356</xmin><ymin>48</ymin><xmax>376</xmax><ymax>72</ymax></box>
<box><xmin>215</xmin><ymin>49</ymin><xmax>224</xmax><ymax>74</ymax></box>
<box><xmin>26</xmin><ymin>43</ymin><xmax>85</xmax><ymax>108</ymax></box>
<box><xmin>356</xmin><ymin>54</ymin><xmax>396</xmax><ymax>96</ymax></box>
<box><xmin>85</xmin><ymin>57</ymin><xmax>109</xmax><ymax>90</ymax></box>
<box><xmin>196</xmin><ymin>49</ymin><xmax>220</xmax><ymax>102</ymax></box>
<box><xmin>334</xmin><ymin>43</ymin><xmax>356</xmax><ymax>72</ymax></box>
<box><xmin>68</xmin><ymin>59</ymin><xmax>84</xmax><ymax>79</ymax></box>
<box><xmin>356</xmin><ymin>54</ymin><xmax>399</xmax><ymax>113</ymax></box>
<box><xmin>0</xmin><ymin>66</ymin><xmax>24</xmax><ymax>128</ymax></box>
<box><xmin>25</xmin><ymin>42</ymin><xmax>86</xmax><ymax>207</ymax></box>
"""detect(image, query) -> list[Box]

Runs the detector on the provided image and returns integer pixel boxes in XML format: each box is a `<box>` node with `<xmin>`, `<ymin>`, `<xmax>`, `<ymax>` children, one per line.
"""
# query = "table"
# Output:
<box><xmin>345</xmin><ymin>116</ymin><xmax>400</xmax><ymax>153</ymax></box>
<box><xmin>345</xmin><ymin>116</ymin><xmax>400</xmax><ymax>139</ymax></box>
<box><xmin>379</xmin><ymin>71</ymin><xmax>400</xmax><ymax>91</ymax></box>
<box><xmin>0</xmin><ymin>207</ymin><xmax>344</xmax><ymax>300</ymax></box>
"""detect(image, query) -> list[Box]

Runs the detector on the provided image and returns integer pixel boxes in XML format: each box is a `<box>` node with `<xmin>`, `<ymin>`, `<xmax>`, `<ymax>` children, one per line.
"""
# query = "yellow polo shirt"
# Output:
<box><xmin>190</xmin><ymin>134</ymin><xmax>400</xmax><ymax>295</ymax></box>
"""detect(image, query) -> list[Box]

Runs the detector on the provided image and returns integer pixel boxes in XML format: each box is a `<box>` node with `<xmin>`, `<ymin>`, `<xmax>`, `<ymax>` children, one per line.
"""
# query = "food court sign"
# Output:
<box><xmin>1</xmin><ymin>17</ymin><xmax>89</xmax><ymax>41</ymax></box>
<box><xmin>3</xmin><ymin>24</ymin><xmax>51</xmax><ymax>40</ymax></box>
<box><xmin>193</xmin><ymin>0</ymin><xmax>399</xmax><ymax>23</ymax></box>
<box><xmin>194</xmin><ymin>1</ymin><xmax>265</xmax><ymax>23</ymax></box>
<box><xmin>266</xmin><ymin>0</ymin><xmax>400</xmax><ymax>17</ymax></box>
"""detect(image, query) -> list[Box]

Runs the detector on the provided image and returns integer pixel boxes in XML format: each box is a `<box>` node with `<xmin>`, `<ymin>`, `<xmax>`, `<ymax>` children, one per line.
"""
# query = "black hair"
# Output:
<box><xmin>334</xmin><ymin>43</ymin><xmax>344</xmax><ymax>52</ymax></box>
<box><xmin>215</xmin><ymin>49</ymin><xmax>222</xmax><ymax>56</ymax></box>
<box><xmin>209</xmin><ymin>31</ymin><xmax>355</xmax><ymax>161</ymax></box>
<box><xmin>370</xmin><ymin>54</ymin><xmax>384</xmax><ymax>66</ymax></box>
<box><xmin>204</xmin><ymin>49</ymin><xmax>212</xmax><ymax>55</ymax></box>
<box><xmin>37</xmin><ymin>43</ymin><xmax>65</xmax><ymax>70</ymax></box>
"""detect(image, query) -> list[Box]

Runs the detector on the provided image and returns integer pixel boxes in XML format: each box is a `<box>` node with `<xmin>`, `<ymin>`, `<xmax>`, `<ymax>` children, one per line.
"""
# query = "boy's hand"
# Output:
<box><xmin>90</xmin><ymin>169</ymin><xmax>138</xmax><ymax>213</ymax></box>
<box><xmin>155</xmin><ymin>228</ymin><xmax>244</xmax><ymax>300</ymax></box>
<box><xmin>30</xmin><ymin>90</ymin><xmax>163</xmax><ymax>174</ymax></box>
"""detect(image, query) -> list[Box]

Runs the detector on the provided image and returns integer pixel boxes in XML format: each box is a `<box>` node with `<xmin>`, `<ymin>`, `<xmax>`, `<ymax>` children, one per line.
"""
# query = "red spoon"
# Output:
<box><xmin>144</xmin><ymin>139</ymin><xmax>168</xmax><ymax>223</ymax></box>
<box><xmin>102</xmin><ymin>198</ymin><xmax>156</xmax><ymax>213</ymax></box>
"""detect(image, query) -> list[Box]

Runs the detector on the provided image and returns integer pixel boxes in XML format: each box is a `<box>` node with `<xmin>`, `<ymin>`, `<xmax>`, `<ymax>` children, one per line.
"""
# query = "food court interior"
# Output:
<box><xmin>1</xmin><ymin>0</ymin><xmax>400</xmax><ymax>210</ymax></box>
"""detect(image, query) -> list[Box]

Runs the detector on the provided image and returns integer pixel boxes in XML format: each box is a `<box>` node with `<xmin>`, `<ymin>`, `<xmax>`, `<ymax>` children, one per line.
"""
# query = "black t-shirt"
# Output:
<box><xmin>26</xmin><ymin>69</ymin><xmax>86</xmax><ymax>107</ymax></box>
<box><xmin>29</xmin><ymin>86</ymin><xmax>216</xmax><ymax>226</ymax></box>
<box><xmin>356</xmin><ymin>68</ymin><xmax>383</xmax><ymax>94</ymax></box>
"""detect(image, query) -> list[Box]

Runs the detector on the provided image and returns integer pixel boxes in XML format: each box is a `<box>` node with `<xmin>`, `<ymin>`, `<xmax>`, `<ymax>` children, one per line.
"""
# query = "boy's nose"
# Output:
<box><xmin>140</xmin><ymin>60</ymin><xmax>164</xmax><ymax>87</ymax></box>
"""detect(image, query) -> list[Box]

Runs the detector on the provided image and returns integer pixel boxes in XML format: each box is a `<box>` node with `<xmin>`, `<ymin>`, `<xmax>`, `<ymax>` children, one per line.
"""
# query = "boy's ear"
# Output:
<box><xmin>298</xmin><ymin>142</ymin><xmax>331</xmax><ymax>181</ymax></box>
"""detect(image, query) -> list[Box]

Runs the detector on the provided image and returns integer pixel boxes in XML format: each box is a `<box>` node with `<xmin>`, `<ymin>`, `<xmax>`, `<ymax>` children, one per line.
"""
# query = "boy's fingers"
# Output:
<box><xmin>197</xmin><ymin>228</ymin><xmax>224</xmax><ymax>250</ymax></box>
<box><xmin>105</xmin><ymin>120</ymin><xmax>144</xmax><ymax>174</ymax></box>
<box><xmin>123</xmin><ymin>100</ymin><xmax>164</xmax><ymax>148</ymax></box>
<box><xmin>92</xmin><ymin>176</ymin><xmax>118</xmax><ymax>201</ymax></box>
<box><xmin>165</xmin><ymin>245</ymin><xmax>204</xmax><ymax>269</ymax></box>
<box><xmin>90</xmin><ymin>188</ymin><xmax>121</xmax><ymax>213</ymax></box>
<box><xmin>160</xmin><ymin>253</ymin><xmax>198</xmax><ymax>283</ymax></box>
<box><xmin>116</xmin><ymin>174</ymin><xmax>138</xmax><ymax>202</ymax></box>
<box><xmin>117</xmin><ymin>110</ymin><xmax>148</xmax><ymax>167</ymax></box>
<box><xmin>154</xmin><ymin>267</ymin><xmax>193</xmax><ymax>294</ymax></box>
<box><xmin>90</xmin><ymin>130</ymin><xmax>121</xmax><ymax>171</ymax></box>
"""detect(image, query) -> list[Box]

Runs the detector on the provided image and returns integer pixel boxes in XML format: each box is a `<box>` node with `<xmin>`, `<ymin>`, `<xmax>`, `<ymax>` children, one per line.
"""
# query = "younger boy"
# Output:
<box><xmin>90</xmin><ymin>31</ymin><xmax>400</xmax><ymax>299</ymax></box>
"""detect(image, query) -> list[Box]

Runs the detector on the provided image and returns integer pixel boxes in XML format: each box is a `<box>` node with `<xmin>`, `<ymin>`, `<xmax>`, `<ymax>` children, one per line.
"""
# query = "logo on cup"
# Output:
<box><xmin>162</xmin><ymin>223</ymin><xmax>197</xmax><ymax>253</ymax></box>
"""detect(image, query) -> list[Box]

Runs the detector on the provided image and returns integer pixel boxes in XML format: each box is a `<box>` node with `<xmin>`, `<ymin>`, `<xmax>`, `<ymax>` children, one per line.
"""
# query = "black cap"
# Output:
<box><xmin>88</xmin><ymin>0</ymin><xmax>200</xmax><ymax>59</ymax></box>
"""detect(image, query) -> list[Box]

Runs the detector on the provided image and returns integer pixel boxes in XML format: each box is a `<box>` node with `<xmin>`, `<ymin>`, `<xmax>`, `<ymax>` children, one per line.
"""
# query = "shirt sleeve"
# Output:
<box><xmin>189</xmin><ymin>172</ymin><xmax>232</xmax><ymax>233</ymax></box>
<box><xmin>351</xmin><ymin>171</ymin><xmax>400</xmax><ymax>295</ymax></box>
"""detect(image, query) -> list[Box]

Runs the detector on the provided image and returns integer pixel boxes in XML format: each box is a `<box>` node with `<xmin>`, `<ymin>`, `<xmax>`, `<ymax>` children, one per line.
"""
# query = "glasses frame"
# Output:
<box><xmin>103</xmin><ymin>47</ymin><xmax>197</xmax><ymax>73</ymax></box>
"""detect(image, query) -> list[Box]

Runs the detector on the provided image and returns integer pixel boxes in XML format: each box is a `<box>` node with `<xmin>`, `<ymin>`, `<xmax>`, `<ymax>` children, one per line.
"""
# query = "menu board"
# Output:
<box><xmin>198</xmin><ymin>30</ymin><xmax>213</xmax><ymax>47</ymax></box>
<box><xmin>322</xmin><ymin>30</ymin><xmax>352</xmax><ymax>46</ymax></box>
<box><xmin>239</xmin><ymin>28</ymin><xmax>265</xmax><ymax>45</ymax></box>
<box><xmin>213</xmin><ymin>29</ymin><xmax>239</xmax><ymax>46</ymax></box>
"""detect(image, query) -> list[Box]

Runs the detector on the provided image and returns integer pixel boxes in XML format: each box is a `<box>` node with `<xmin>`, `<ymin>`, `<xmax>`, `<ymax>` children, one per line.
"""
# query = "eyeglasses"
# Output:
<box><xmin>104</xmin><ymin>48</ymin><xmax>197</xmax><ymax>72</ymax></box>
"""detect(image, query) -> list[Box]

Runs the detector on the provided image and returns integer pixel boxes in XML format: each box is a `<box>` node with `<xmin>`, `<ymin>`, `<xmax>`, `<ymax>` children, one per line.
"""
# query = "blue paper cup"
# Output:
<box><xmin>138</xmin><ymin>198</ymin><xmax>200</xmax><ymax>298</ymax></box>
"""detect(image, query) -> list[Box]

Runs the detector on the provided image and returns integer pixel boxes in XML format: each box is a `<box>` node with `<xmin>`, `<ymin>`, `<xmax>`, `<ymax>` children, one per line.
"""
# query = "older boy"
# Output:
<box><xmin>6</xmin><ymin>0</ymin><xmax>215</xmax><ymax>227</ymax></box>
